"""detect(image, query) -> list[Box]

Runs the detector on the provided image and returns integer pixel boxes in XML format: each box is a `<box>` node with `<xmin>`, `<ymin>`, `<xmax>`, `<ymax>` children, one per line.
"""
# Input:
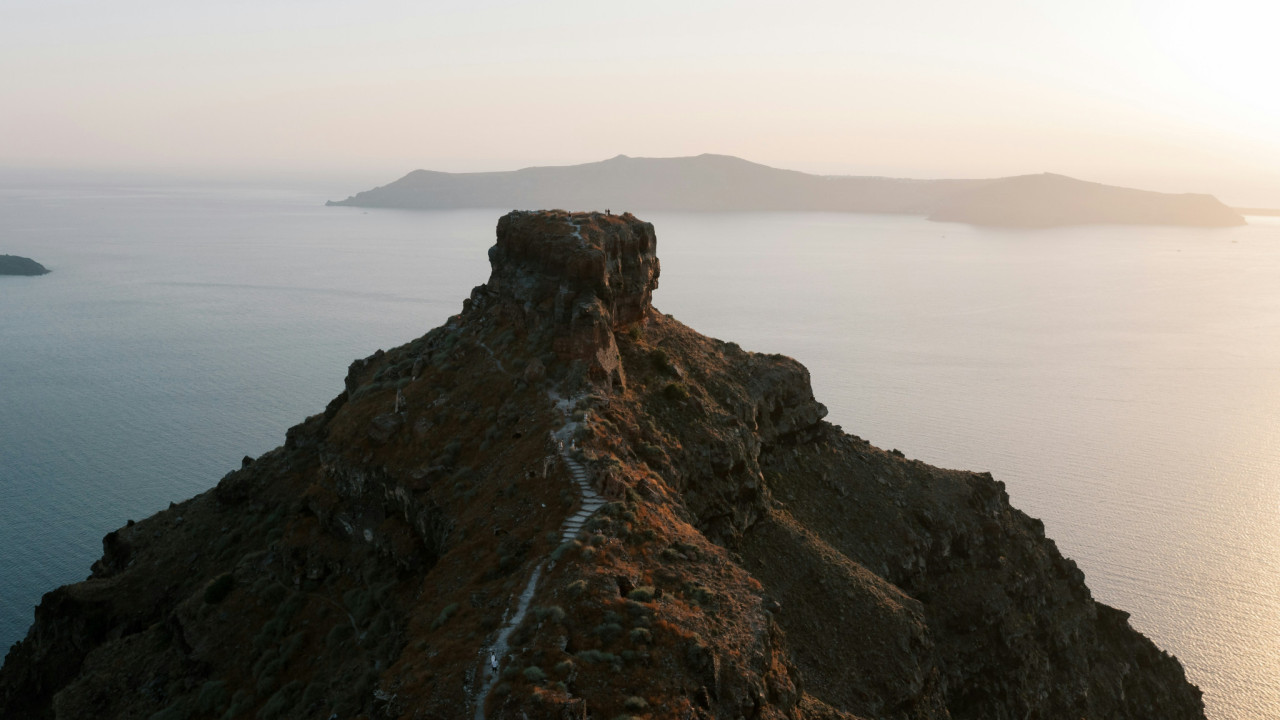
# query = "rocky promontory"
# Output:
<box><xmin>1</xmin><ymin>210</ymin><xmax>1205</xmax><ymax>719</ymax></box>
<box><xmin>0</xmin><ymin>255</ymin><xmax>50</xmax><ymax>276</ymax></box>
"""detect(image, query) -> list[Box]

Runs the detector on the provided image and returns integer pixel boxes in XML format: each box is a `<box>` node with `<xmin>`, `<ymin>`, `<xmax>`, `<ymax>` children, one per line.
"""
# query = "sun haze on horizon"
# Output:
<box><xmin>1</xmin><ymin>0</ymin><xmax>1278</xmax><ymax>206</ymax></box>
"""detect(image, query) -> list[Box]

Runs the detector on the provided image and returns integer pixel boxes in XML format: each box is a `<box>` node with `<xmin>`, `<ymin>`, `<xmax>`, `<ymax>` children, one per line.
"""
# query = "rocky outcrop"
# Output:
<box><xmin>1</xmin><ymin>210</ymin><xmax>1205</xmax><ymax>720</ymax></box>
<box><xmin>482</xmin><ymin>211</ymin><xmax>659</xmax><ymax>328</ymax></box>
<box><xmin>470</xmin><ymin>210</ymin><xmax>659</xmax><ymax>390</ymax></box>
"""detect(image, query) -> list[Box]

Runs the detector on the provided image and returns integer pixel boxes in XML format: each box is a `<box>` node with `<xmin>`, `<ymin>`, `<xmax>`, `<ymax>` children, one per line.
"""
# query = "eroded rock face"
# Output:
<box><xmin>471</xmin><ymin>210</ymin><xmax>659</xmax><ymax>389</ymax></box>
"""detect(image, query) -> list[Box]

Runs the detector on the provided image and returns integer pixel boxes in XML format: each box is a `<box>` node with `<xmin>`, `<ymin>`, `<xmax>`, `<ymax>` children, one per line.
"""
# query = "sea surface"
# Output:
<box><xmin>1</xmin><ymin>177</ymin><xmax>1277</xmax><ymax>718</ymax></box>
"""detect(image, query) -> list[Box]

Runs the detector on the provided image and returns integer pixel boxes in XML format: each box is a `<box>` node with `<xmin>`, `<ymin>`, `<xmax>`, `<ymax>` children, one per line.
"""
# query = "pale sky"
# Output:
<box><xmin>3</xmin><ymin>0</ymin><xmax>1278</xmax><ymax>205</ymax></box>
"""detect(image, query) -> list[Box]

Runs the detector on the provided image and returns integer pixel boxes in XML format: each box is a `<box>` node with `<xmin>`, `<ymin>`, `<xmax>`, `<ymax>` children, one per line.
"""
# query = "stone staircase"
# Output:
<box><xmin>474</xmin><ymin>392</ymin><xmax>605</xmax><ymax>719</ymax></box>
<box><xmin>559</xmin><ymin>452</ymin><xmax>606</xmax><ymax>543</ymax></box>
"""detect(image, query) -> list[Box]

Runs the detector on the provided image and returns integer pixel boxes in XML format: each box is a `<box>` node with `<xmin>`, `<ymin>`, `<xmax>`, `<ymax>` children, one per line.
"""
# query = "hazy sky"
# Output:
<box><xmin>3</xmin><ymin>0</ymin><xmax>1278</xmax><ymax>205</ymax></box>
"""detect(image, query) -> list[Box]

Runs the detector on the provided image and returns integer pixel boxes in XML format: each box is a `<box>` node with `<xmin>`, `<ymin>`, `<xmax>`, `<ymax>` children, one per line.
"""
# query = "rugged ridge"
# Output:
<box><xmin>1</xmin><ymin>210</ymin><xmax>1205</xmax><ymax>720</ymax></box>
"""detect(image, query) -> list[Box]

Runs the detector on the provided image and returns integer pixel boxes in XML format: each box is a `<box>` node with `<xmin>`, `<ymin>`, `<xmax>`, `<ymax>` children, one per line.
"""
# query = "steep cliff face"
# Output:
<box><xmin>1</xmin><ymin>210</ymin><xmax>1204</xmax><ymax>720</ymax></box>
<box><xmin>473</xmin><ymin>210</ymin><xmax>660</xmax><ymax>389</ymax></box>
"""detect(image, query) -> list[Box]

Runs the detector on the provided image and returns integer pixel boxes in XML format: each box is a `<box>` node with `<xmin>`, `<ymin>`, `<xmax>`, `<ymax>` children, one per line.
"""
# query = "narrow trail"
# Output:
<box><xmin>473</xmin><ymin>566</ymin><xmax>544</xmax><ymax>720</ymax></box>
<box><xmin>565</xmin><ymin>217</ymin><xmax>584</xmax><ymax>243</ymax></box>
<box><xmin>558</xmin><ymin>456</ymin><xmax>605</xmax><ymax>543</ymax></box>
<box><xmin>473</xmin><ymin>390</ymin><xmax>607</xmax><ymax>719</ymax></box>
<box><xmin>475</xmin><ymin>340</ymin><xmax>510</xmax><ymax>375</ymax></box>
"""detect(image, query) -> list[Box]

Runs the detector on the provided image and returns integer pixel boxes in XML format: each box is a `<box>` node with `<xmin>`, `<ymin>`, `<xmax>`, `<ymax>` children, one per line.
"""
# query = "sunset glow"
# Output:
<box><xmin>1</xmin><ymin>0</ymin><xmax>1277</xmax><ymax>205</ymax></box>
<box><xmin>6</xmin><ymin>2</ymin><xmax>1280</xmax><ymax>719</ymax></box>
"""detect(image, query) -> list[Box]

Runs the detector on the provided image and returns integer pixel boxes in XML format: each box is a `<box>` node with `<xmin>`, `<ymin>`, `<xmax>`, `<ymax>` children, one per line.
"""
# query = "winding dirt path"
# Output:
<box><xmin>475</xmin><ymin>340</ymin><xmax>510</xmax><ymax>376</ymax></box>
<box><xmin>564</xmin><ymin>217</ymin><xmax>584</xmax><ymax>242</ymax></box>
<box><xmin>472</xmin><ymin>565</ymin><xmax>544</xmax><ymax>720</ymax></box>
<box><xmin>473</xmin><ymin>391</ymin><xmax>605</xmax><ymax>719</ymax></box>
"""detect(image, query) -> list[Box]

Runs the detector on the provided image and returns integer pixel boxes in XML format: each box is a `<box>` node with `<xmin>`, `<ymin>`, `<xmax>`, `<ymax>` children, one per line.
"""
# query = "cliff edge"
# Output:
<box><xmin>1</xmin><ymin>211</ymin><xmax>1204</xmax><ymax>720</ymax></box>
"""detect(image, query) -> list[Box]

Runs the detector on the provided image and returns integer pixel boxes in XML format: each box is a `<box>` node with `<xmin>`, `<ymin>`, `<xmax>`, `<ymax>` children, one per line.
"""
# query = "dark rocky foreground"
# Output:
<box><xmin>0</xmin><ymin>255</ymin><xmax>50</xmax><ymax>276</ymax></box>
<box><xmin>1</xmin><ymin>211</ymin><xmax>1205</xmax><ymax>719</ymax></box>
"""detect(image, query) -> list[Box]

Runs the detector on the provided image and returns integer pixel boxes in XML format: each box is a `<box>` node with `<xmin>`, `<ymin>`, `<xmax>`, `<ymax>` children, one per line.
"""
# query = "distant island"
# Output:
<box><xmin>328</xmin><ymin>154</ymin><xmax>1246</xmax><ymax>228</ymax></box>
<box><xmin>927</xmin><ymin>173</ymin><xmax>1246</xmax><ymax>228</ymax></box>
<box><xmin>1237</xmin><ymin>207</ymin><xmax>1280</xmax><ymax>217</ymax></box>
<box><xmin>0</xmin><ymin>255</ymin><xmax>50</xmax><ymax>276</ymax></box>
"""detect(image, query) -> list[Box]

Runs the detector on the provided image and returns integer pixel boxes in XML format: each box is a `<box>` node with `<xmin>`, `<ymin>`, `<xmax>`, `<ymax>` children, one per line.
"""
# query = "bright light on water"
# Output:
<box><xmin>1</xmin><ymin>180</ymin><xmax>1277</xmax><ymax>718</ymax></box>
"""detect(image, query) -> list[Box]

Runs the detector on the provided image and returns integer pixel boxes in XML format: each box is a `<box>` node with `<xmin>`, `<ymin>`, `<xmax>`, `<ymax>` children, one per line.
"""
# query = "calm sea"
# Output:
<box><xmin>1</xmin><ymin>177</ymin><xmax>1276</xmax><ymax>718</ymax></box>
